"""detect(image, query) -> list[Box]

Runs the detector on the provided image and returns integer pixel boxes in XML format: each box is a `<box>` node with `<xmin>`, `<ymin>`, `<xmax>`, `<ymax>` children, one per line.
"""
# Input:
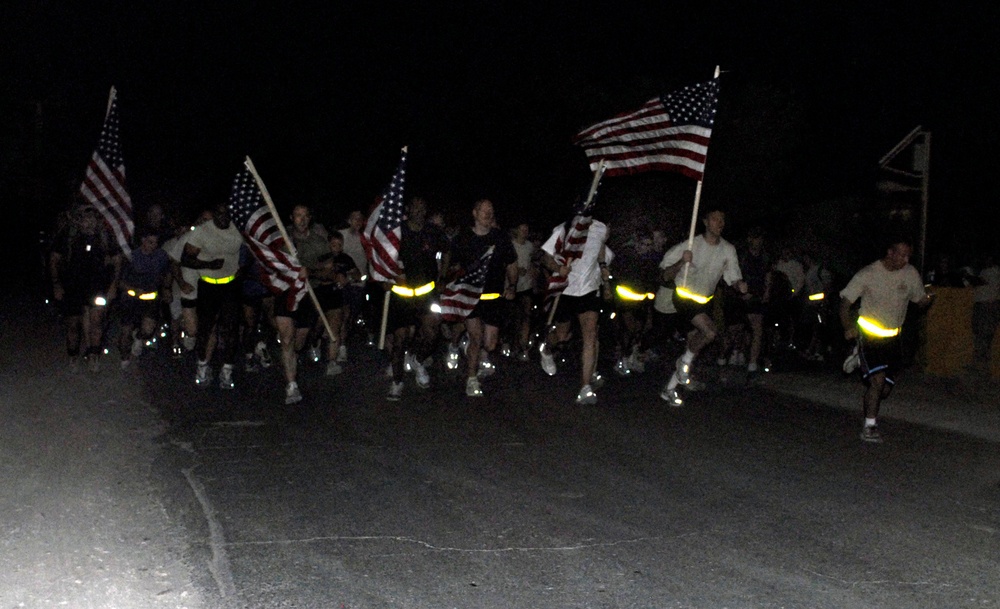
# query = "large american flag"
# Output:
<box><xmin>574</xmin><ymin>78</ymin><xmax>719</xmax><ymax>181</ymax></box>
<box><xmin>79</xmin><ymin>87</ymin><xmax>134</xmax><ymax>257</ymax></box>
<box><xmin>229</xmin><ymin>162</ymin><xmax>306</xmax><ymax>311</ymax></box>
<box><xmin>439</xmin><ymin>246</ymin><xmax>495</xmax><ymax>322</ymax></box>
<box><xmin>362</xmin><ymin>148</ymin><xmax>407</xmax><ymax>283</ymax></box>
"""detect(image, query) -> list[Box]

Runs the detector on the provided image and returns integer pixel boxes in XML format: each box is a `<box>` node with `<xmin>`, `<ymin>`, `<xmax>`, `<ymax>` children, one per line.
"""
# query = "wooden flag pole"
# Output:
<box><xmin>378</xmin><ymin>290</ymin><xmax>391</xmax><ymax>350</ymax></box>
<box><xmin>244</xmin><ymin>156</ymin><xmax>337</xmax><ymax>346</ymax></box>
<box><xmin>546</xmin><ymin>159</ymin><xmax>607</xmax><ymax>326</ymax></box>
<box><xmin>680</xmin><ymin>65</ymin><xmax>721</xmax><ymax>289</ymax></box>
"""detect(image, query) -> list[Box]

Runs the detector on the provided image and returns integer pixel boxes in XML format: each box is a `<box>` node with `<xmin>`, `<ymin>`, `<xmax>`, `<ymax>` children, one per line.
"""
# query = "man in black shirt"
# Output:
<box><xmin>448</xmin><ymin>199</ymin><xmax>518</xmax><ymax>397</ymax></box>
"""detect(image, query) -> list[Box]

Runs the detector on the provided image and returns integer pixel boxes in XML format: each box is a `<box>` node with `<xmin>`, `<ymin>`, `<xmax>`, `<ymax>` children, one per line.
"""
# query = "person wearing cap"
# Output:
<box><xmin>49</xmin><ymin>205</ymin><xmax>122</xmax><ymax>372</ymax></box>
<box><xmin>182</xmin><ymin>200</ymin><xmax>245</xmax><ymax>389</ymax></box>
<box><xmin>658</xmin><ymin>208</ymin><xmax>747</xmax><ymax>406</ymax></box>
<box><xmin>839</xmin><ymin>237</ymin><xmax>932</xmax><ymax>443</ymax></box>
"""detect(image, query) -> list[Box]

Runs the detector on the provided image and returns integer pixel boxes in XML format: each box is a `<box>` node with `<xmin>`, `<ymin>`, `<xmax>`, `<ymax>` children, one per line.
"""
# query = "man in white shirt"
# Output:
<box><xmin>182</xmin><ymin>201</ymin><xmax>246</xmax><ymax>389</ymax></box>
<box><xmin>540</xmin><ymin>217</ymin><xmax>612</xmax><ymax>405</ymax></box>
<box><xmin>839</xmin><ymin>238</ymin><xmax>932</xmax><ymax>443</ymax></box>
<box><xmin>658</xmin><ymin>209</ymin><xmax>746</xmax><ymax>406</ymax></box>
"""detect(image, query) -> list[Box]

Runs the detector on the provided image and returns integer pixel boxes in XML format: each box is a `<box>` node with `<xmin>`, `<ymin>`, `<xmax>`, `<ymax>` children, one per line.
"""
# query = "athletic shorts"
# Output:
<box><xmin>468</xmin><ymin>296</ymin><xmax>508</xmax><ymax>328</ymax></box>
<box><xmin>554</xmin><ymin>290</ymin><xmax>603</xmax><ymax>323</ymax></box>
<box><xmin>386</xmin><ymin>291</ymin><xmax>435</xmax><ymax>333</ymax></box>
<box><xmin>859</xmin><ymin>333</ymin><xmax>901</xmax><ymax>386</ymax></box>
<box><xmin>274</xmin><ymin>289</ymin><xmax>318</xmax><ymax>329</ymax></box>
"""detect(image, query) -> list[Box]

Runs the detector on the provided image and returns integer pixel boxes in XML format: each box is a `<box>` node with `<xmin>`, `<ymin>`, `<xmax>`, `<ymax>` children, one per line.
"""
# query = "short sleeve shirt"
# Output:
<box><xmin>840</xmin><ymin>260</ymin><xmax>926</xmax><ymax>330</ymax></box>
<box><xmin>186</xmin><ymin>221</ymin><xmax>244</xmax><ymax>279</ymax></box>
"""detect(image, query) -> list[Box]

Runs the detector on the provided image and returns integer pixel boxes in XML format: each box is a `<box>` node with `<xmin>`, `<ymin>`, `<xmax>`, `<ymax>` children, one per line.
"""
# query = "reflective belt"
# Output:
<box><xmin>675</xmin><ymin>286</ymin><xmax>713</xmax><ymax>305</ymax></box>
<box><xmin>479</xmin><ymin>292</ymin><xmax>501</xmax><ymax>301</ymax></box>
<box><xmin>391</xmin><ymin>281</ymin><xmax>436</xmax><ymax>298</ymax></box>
<box><xmin>857</xmin><ymin>316</ymin><xmax>900</xmax><ymax>338</ymax></box>
<box><xmin>201</xmin><ymin>274</ymin><xmax>237</xmax><ymax>285</ymax></box>
<box><xmin>616</xmin><ymin>285</ymin><xmax>655</xmax><ymax>301</ymax></box>
<box><xmin>808</xmin><ymin>292</ymin><xmax>825</xmax><ymax>301</ymax></box>
<box><xmin>127</xmin><ymin>289</ymin><xmax>158</xmax><ymax>301</ymax></box>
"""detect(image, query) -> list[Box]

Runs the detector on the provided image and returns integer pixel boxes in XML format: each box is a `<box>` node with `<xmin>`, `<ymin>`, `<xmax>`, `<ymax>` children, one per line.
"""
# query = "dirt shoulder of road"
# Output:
<box><xmin>762</xmin><ymin>365</ymin><xmax>1000</xmax><ymax>443</ymax></box>
<box><xmin>0</xmin><ymin>301</ymin><xmax>203</xmax><ymax>608</ymax></box>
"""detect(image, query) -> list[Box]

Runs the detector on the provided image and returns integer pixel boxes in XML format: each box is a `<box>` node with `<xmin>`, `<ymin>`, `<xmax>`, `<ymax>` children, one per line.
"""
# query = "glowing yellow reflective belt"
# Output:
<box><xmin>391</xmin><ymin>281</ymin><xmax>436</xmax><ymax>298</ymax></box>
<box><xmin>675</xmin><ymin>286</ymin><xmax>712</xmax><ymax>305</ymax></box>
<box><xmin>616</xmin><ymin>285</ymin><xmax>655</xmax><ymax>301</ymax></box>
<box><xmin>127</xmin><ymin>289</ymin><xmax>158</xmax><ymax>301</ymax></box>
<box><xmin>201</xmin><ymin>274</ymin><xmax>237</xmax><ymax>285</ymax></box>
<box><xmin>808</xmin><ymin>292</ymin><xmax>825</xmax><ymax>301</ymax></box>
<box><xmin>479</xmin><ymin>292</ymin><xmax>501</xmax><ymax>300</ymax></box>
<box><xmin>857</xmin><ymin>316</ymin><xmax>900</xmax><ymax>338</ymax></box>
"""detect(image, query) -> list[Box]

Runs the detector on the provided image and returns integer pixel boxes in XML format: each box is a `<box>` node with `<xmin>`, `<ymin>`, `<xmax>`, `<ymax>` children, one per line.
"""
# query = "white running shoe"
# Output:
<box><xmin>590</xmin><ymin>372</ymin><xmax>605</xmax><ymax>389</ymax></box>
<box><xmin>285</xmin><ymin>382</ymin><xmax>303</xmax><ymax>405</ymax></box>
<box><xmin>336</xmin><ymin>344</ymin><xmax>348</xmax><ymax>363</ymax></box>
<box><xmin>255</xmin><ymin>341</ymin><xmax>273</xmax><ymax>368</ymax></box>
<box><xmin>575</xmin><ymin>384</ymin><xmax>597</xmax><ymax>405</ymax></box>
<box><xmin>614</xmin><ymin>357</ymin><xmax>631</xmax><ymax>377</ymax></box>
<box><xmin>413</xmin><ymin>359</ymin><xmax>430</xmax><ymax>389</ymax></box>
<box><xmin>195</xmin><ymin>361</ymin><xmax>212</xmax><ymax>386</ymax></box>
<box><xmin>219</xmin><ymin>364</ymin><xmax>234</xmax><ymax>390</ymax></box>
<box><xmin>660</xmin><ymin>385</ymin><xmax>684</xmax><ymax>407</ymax></box>
<box><xmin>627</xmin><ymin>352</ymin><xmax>645</xmax><ymax>374</ymax></box>
<box><xmin>387</xmin><ymin>381</ymin><xmax>404</xmax><ymax>401</ymax></box>
<box><xmin>446</xmin><ymin>344</ymin><xmax>461</xmax><ymax>370</ymax></box>
<box><xmin>477</xmin><ymin>352</ymin><xmax>496</xmax><ymax>378</ymax></box>
<box><xmin>539</xmin><ymin>344</ymin><xmax>557</xmax><ymax>376</ymax></box>
<box><xmin>465</xmin><ymin>376</ymin><xmax>483</xmax><ymax>397</ymax></box>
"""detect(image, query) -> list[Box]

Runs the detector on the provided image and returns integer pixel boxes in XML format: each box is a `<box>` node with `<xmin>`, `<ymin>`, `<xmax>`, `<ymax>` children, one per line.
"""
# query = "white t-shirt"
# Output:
<box><xmin>840</xmin><ymin>260</ymin><xmax>926</xmax><ymax>330</ymax></box>
<box><xmin>340</xmin><ymin>228</ymin><xmax>368</xmax><ymax>277</ymax></box>
<box><xmin>512</xmin><ymin>239</ymin><xmax>536</xmax><ymax>292</ymax></box>
<box><xmin>541</xmin><ymin>220</ymin><xmax>612</xmax><ymax>297</ymax></box>
<box><xmin>775</xmin><ymin>258</ymin><xmax>806</xmax><ymax>294</ymax></box>
<box><xmin>654</xmin><ymin>235</ymin><xmax>742</xmax><ymax>313</ymax></box>
<box><xmin>185</xmin><ymin>221</ymin><xmax>244</xmax><ymax>279</ymax></box>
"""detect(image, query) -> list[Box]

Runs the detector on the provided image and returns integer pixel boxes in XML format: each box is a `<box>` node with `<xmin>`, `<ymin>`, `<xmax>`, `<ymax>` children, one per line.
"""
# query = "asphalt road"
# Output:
<box><xmin>140</xmin><ymin>336</ymin><xmax>1000</xmax><ymax>609</ymax></box>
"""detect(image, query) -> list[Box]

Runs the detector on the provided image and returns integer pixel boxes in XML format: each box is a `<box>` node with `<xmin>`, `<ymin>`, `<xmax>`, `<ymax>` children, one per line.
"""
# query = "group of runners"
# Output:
<box><xmin>48</xmin><ymin>195</ymin><xmax>931</xmax><ymax>443</ymax></box>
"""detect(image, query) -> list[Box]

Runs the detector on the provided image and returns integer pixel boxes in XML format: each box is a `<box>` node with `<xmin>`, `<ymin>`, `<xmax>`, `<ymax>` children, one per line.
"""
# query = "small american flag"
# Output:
<box><xmin>439</xmin><ymin>246</ymin><xmax>495</xmax><ymax>322</ymax></box>
<box><xmin>544</xmin><ymin>209</ymin><xmax>593</xmax><ymax>311</ymax></box>
<box><xmin>362</xmin><ymin>148</ymin><xmax>407</xmax><ymax>283</ymax></box>
<box><xmin>79</xmin><ymin>87</ymin><xmax>134</xmax><ymax>257</ymax></box>
<box><xmin>574</xmin><ymin>78</ymin><xmax>719</xmax><ymax>181</ymax></box>
<box><xmin>229</xmin><ymin>161</ymin><xmax>306</xmax><ymax>311</ymax></box>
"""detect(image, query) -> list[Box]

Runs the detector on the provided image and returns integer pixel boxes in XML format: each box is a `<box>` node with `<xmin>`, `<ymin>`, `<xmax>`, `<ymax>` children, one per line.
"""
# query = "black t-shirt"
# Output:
<box><xmin>52</xmin><ymin>230</ymin><xmax>116</xmax><ymax>292</ymax></box>
<box><xmin>450</xmin><ymin>227</ymin><xmax>517</xmax><ymax>293</ymax></box>
<box><xmin>398</xmin><ymin>223</ymin><xmax>448</xmax><ymax>286</ymax></box>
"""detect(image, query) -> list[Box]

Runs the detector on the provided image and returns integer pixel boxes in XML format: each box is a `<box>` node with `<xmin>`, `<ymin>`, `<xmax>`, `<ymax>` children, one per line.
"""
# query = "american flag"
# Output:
<box><xmin>79</xmin><ymin>87</ymin><xmax>134</xmax><ymax>257</ymax></box>
<box><xmin>544</xmin><ymin>207</ymin><xmax>594</xmax><ymax>310</ymax></box>
<box><xmin>362</xmin><ymin>148</ymin><xmax>407</xmax><ymax>283</ymax></box>
<box><xmin>228</xmin><ymin>162</ymin><xmax>307</xmax><ymax>311</ymax></box>
<box><xmin>574</xmin><ymin>78</ymin><xmax>719</xmax><ymax>181</ymax></box>
<box><xmin>439</xmin><ymin>246</ymin><xmax>495</xmax><ymax>322</ymax></box>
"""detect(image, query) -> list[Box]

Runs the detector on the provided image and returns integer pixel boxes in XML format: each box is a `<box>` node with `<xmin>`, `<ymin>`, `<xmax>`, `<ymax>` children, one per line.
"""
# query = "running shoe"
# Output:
<box><xmin>195</xmin><ymin>362</ymin><xmax>212</xmax><ymax>386</ymax></box>
<box><xmin>218</xmin><ymin>364</ymin><xmax>234</xmax><ymax>389</ymax></box>
<box><xmin>539</xmin><ymin>344</ymin><xmax>557</xmax><ymax>376</ymax></box>
<box><xmin>285</xmin><ymin>382</ymin><xmax>303</xmax><ymax>405</ymax></box>
<box><xmin>325</xmin><ymin>361</ymin><xmax>343</xmax><ymax>377</ymax></box>
<box><xmin>387</xmin><ymin>381</ymin><xmax>404</xmax><ymax>401</ymax></box>
<box><xmin>575</xmin><ymin>384</ymin><xmax>598</xmax><ymax>405</ymax></box>
<box><xmin>674</xmin><ymin>357</ymin><xmax>692</xmax><ymax>385</ymax></box>
<box><xmin>860</xmin><ymin>425</ymin><xmax>884</xmax><ymax>443</ymax></box>
<box><xmin>465</xmin><ymin>376</ymin><xmax>483</xmax><ymax>397</ymax></box>
<box><xmin>660</xmin><ymin>385</ymin><xmax>684</xmax><ymax>407</ymax></box>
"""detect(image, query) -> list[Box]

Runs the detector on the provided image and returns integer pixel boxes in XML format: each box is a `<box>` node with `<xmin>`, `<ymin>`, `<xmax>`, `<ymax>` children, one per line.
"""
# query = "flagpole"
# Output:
<box><xmin>106</xmin><ymin>86</ymin><xmax>117</xmax><ymax>117</ymax></box>
<box><xmin>244</xmin><ymin>156</ymin><xmax>338</xmax><ymax>347</ymax></box>
<box><xmin>680</xmin><ymin>65</ymin><xmax>721</xmax><ymax>289</ymax></box>
<box><xmin>546</xmin><ymin>160</ymin><xmax>607</xmax><ymax>326</ymax></box>
<box><xmin>374</xmin><ymin>145</ymin><xmax>408</xmax><ymax>351</ymax></box>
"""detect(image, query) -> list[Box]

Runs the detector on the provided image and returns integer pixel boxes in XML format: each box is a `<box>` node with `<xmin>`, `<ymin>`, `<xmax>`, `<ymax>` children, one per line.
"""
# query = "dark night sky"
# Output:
<box><xmin>4</xmin><ymin>1</ymin><xmax>1000</xmax><ymax>273</ymax></box>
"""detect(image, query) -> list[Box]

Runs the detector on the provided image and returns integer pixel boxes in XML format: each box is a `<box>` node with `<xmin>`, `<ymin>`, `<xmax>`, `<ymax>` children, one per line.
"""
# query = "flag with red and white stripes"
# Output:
<box><xmin>439</xmin><ymin>246</ymin><xmax>495</xmax><ymax>322</ymax></box>
<box><xmin>544</xmin><ymin>214</ymin><xmax>593</xmax><ymax>310</ymax></box>
<box><xmin>228</xmin><ymin>161</ymin><xmax>306</xmax><ymax>311</ymax></box>
<box><xmin>574</xmin><ymin>78</ymin><xmax>719</xmax><ymax>181</ymax></box>
<box><xmin>362</xmin><ymin>148</ymin><xmax>407</xmax><ymax>283</ymax></box>
<box><xmin>79</xmin><ymin>87</ymin><xmax>134</xmax><ymax>257</ymax></box>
